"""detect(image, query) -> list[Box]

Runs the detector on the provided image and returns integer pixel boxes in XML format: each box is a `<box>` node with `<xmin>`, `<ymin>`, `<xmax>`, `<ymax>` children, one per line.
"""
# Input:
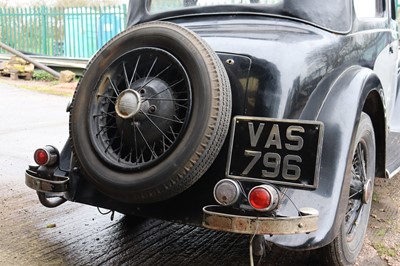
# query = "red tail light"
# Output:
<box><xmin>248</xmin><ymin>185</ymin><xmax>279</xmax><ymax>212</ymax></box>
<box><xmin>33</xmin><ymin>146</ymin><xmax>59</xmax><ymax>166</ymax></box>
<box><xmin>34</xmin><ymin>149</ymin><xmax>48</xmax><ymax>165</ymax></box>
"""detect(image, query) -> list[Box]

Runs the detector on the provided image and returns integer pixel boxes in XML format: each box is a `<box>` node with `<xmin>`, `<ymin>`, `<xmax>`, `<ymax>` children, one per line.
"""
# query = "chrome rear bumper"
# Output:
<box><xmin>203</xmin><ymin>205</ymin><xmax>318</xmax><ymax>235</ymax></box>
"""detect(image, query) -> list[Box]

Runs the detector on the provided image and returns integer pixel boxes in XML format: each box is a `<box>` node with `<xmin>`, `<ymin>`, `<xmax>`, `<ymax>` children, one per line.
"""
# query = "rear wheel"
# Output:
<box><xmin>321</xmin><ymin>112</ymin><xmax>375</xmax><ymax>265</ymax></box>
<box><xmin>70</xmin><ymin>21</ymin><xmax>231</xmax><ymax>203</ymax></box>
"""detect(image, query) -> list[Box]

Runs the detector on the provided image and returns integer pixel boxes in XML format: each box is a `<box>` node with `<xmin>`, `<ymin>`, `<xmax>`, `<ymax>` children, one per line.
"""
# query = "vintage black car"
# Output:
<box><xmin>26</xmin><ymin>0</ymin><xmax>400</xmax><ymax>265</ymax></box>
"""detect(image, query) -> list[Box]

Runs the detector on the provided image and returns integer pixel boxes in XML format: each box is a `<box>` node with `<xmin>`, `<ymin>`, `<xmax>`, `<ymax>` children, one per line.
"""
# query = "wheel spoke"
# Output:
<box><xmin>145</xmin><ymin>112</ymin><xmax>184</xmax><ymax>124</ymax></box>
<box><xmin>105</xmin><ymin>135</ymin><xmax>120</xmax><ymax>153</ymax></box>
<box><xmin>106</xmin><ymin>76</ymin><xmax>120</xmax><ymax>96</ymax></box>
<box><xmin>140</xmin><ymin>111</ymin><xmax>174</xmax><ymax>144</ymax></box>
<box><xmin>118</xmin><ymin>130</ymin><xmax>124</xmax><ymax>162</ymax></box>
<box><xmin>149</xmin><ymin>142</ymin><xmax>157</xmax><ymax>160</ymax></box>
<box><xmin>349</xmin><ymin>190</ymin><xmax>362</xmax><ymax>199</ymax></box>
<box><xmin>173</xmin><ymin>115</ymin><xmax>183</xmax><ymax>124</ymax></box>
<box><xmin>93</xmin><ymin>111</ymin><xmax>116</xmax><ymax>119</ymax></box>
<box><xmin>149</xmin><ymin>98</ymin><xmax>188</xmax><ymax>102</ymax></box>
<box><xmin>138</xmin><ymin>64</ymin><xmax>172</xmax><ymax>91</ymax></box>
<box><xmin>346</xmin><ymin>141</ymin><xmax>368</xmax><ymax>236</ymax></box>
<box><xmin>134</xmin><ymin>123</ymin><xmax>158</xmax><ymax>159</ymax></box>
<box><xmin>133</xmin><ymin>119</ymin><xmax>139</xmax><ymax>165</ymax></box>
<box><xmin>346</xmin><ymin>203</ymin><xmax>363</xmax><ymax>235</ymax></box>
<box><xmin>129</xmin><ymin>55</ymin><xmax>141</xmax><ymax>87</ymax></box>
<box><xmin>169</xmin><ymin>126</ymin><xmax>178</xmax><ymax>139</ymax></box>
<box><xmin>161</xmin><ymin>135</ymin><xmax>169</xmax><ymax>152</ymax></box>
<box><xmin>174</xmin><ymin>102</ymin><xmax>189</xmax><ymax>109</ymax></box>
<box><xmin>358</xmin><ymin>145</ymin><xmax>367</xmax><ymax>181</ymax></box>
<box><xmin>147</xmin><ymin>78</ymin><xmax>184</xmax><ymax>100</ymax></box>
<box><xmin>122</xmin><ymin>150</ymin><xmax>132</xmax><ymax>162</ymax></box>
<box><xmin>143</xmin><ymin>57</ymin><xmax>158</xmax><ymax>85</ymax></box>
<box><xmin>349</xmin><ymin>177</ymin><xmax>363</xmax><ymax>199</ymax></box>
<box><xmin>128</xmin><ymin>147</ymin><xmax>133</xmax><ymax>163</ymax></box>
<box><xmin>123</xmin><ymin>62</ymin><xmax>130</xmax><ymax>90</ymax></box>
<box><xmin>96</xmin><ymin>126</ymin><xmax>117</xmax><ymax>138</ymax></box>
<box><xmin>96</xmin><ymin>123</ymin><xmax>117</xmax><ymax>137</ymax></box>
<box><xmin>97</xmin><ymin>94</ymin><xmax>116</xmax><ymax>105</ymax></box>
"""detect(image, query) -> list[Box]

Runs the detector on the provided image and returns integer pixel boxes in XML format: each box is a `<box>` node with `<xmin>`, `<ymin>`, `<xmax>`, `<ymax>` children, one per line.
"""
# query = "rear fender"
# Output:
<box><xmin>390</xmin><ymin>69</ymin><xmax>400</xmax><ymax>131</ymax></box>
<box><xmin>268</xmin><ymin>66</ymin><xmax>384</xmax><ymax>249</ymax></box>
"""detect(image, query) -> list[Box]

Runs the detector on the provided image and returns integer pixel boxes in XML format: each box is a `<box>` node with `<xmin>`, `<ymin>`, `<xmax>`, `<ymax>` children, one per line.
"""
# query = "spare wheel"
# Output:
<box><xmin>69</xmin><ymin>21</ymin><xmax>232</xmax><ymax>203</ymax></box>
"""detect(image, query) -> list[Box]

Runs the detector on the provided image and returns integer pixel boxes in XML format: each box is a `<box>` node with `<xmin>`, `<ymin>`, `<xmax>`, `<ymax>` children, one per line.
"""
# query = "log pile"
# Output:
<box><xmin>0</xmin><ymin>56</ymin><xmax>34</xmax><ymax>80</ymax></box>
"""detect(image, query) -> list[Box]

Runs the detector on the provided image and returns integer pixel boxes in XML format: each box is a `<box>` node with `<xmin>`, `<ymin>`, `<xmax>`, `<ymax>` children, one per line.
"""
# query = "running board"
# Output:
<box><xmin>386</xmin><ymin>132</ymin><xmax>400</xmax><ymax>178</ymax></box>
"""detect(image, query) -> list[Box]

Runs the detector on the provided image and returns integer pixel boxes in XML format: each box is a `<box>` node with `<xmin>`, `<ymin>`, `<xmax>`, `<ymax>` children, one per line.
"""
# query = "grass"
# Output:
<box><xmin>17</xmin><ymin>84</ymin><xmax>73</xmax><ymax>97</ymax></box>
<box><xmin>32</xmin><ymin>70</ymin><xmax>58</xmax><ymax>81</ymax></box>
<box><xmin>373</xmin><ymin>242</ymin><xmax>397</xmax><ymax>257</ymax></box>
<box><xmin>372</xmin><ymin>191</ymin><xmax>379</xmax><ymax>202</ymax></box>
<box><xmin>376</xmin><ymin>228</ymin><xmax>387</xmax><ymax>237</ymax></box>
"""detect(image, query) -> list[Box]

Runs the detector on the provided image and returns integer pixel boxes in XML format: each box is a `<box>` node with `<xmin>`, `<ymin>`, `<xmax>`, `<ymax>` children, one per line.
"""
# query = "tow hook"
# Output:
<box><xmin>37</xmin><ymin>192</ymin><xmax>67</xmax><ymax>208</ymax></box>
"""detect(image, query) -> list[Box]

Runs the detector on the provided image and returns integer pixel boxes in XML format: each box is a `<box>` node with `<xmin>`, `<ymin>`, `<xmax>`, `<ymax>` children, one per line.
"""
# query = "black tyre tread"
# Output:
<box><xmin>159</xmin><ymin>21</ymin><xmax>232</xmax><ymax>194</ymax></box>
<box><xmin>69</xmin><ymin>21</ymin><xmax>232</xmax><ymax>203</ymax></box>
<box><xmin>172</xmin><ymin>30</ymin><xmax>232</xmax><ymax>185</ymax></box>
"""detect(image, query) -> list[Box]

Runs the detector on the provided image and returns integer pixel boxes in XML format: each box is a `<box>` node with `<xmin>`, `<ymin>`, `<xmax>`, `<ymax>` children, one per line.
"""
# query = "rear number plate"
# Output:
<box><xmin>226</xmin><ymin>116</ymin><xmax>324</xmax><ymax>189</ymax></box>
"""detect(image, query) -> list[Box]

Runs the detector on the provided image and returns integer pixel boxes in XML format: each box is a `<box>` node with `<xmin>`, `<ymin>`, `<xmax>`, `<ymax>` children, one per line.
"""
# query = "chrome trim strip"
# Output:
<box><xmin>203</xmin><ymin>205</ymin><xmax>318</xmax><ymax>235</ymax></box>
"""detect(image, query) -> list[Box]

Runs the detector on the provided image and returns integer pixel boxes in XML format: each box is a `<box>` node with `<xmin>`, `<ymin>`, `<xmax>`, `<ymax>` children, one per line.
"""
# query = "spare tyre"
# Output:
<box><xmin>70</xmin><ymin>21</ymin><xmax>232</xmax><ymax>203</ymax></box>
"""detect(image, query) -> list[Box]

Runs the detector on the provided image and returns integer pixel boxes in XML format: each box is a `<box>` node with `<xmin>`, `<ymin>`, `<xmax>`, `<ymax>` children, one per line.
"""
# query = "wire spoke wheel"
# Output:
<box><xmin>345</xmin><ymin>141</ymin><xmax>371</xmax><ymax>240</ymax></box>
<box><xmin>89</xmin><ymin>47</ymin><xmax>191</xmax><ymax>171</ymax></box>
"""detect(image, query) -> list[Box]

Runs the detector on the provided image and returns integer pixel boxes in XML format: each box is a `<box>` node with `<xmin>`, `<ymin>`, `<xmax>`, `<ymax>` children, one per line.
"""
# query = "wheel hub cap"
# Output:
<box><xmin>116</xmin><ymin>89</ymin><xmax>142</xmax><ymax>119</ymax></box>
<box><xmin>362</xmin><ymin>179</ymin><xmax>372</xmax><ymax>204</ymax></box>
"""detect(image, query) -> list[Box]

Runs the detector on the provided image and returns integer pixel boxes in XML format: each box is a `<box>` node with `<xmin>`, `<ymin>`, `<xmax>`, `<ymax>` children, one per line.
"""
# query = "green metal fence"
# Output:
<box><xmin>0</xmin><ymin>5</ymin><xmax>127</xmax><ymax>59</ymax></box>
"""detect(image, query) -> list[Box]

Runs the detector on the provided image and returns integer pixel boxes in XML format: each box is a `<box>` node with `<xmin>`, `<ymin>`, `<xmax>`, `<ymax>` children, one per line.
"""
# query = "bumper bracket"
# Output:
<box><xmin>25</xmin><ymin>169</ymin><xmax>69</xmax><ymax>208</ymax></box>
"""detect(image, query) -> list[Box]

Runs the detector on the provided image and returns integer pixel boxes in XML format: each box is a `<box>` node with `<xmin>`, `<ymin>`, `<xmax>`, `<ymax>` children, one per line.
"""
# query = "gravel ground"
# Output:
<box><xmin>358</xmin><ymin>177</ymin><xmax>400</xmax><ymax>266</ymax></box>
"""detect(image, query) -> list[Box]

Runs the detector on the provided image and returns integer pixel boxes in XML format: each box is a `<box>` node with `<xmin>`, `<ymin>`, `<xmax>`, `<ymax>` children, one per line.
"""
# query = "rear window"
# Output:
<box><xmin>149</xmin><ymin>0</ymin><xmax>282</xmax><ymax>13</ymax></box>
